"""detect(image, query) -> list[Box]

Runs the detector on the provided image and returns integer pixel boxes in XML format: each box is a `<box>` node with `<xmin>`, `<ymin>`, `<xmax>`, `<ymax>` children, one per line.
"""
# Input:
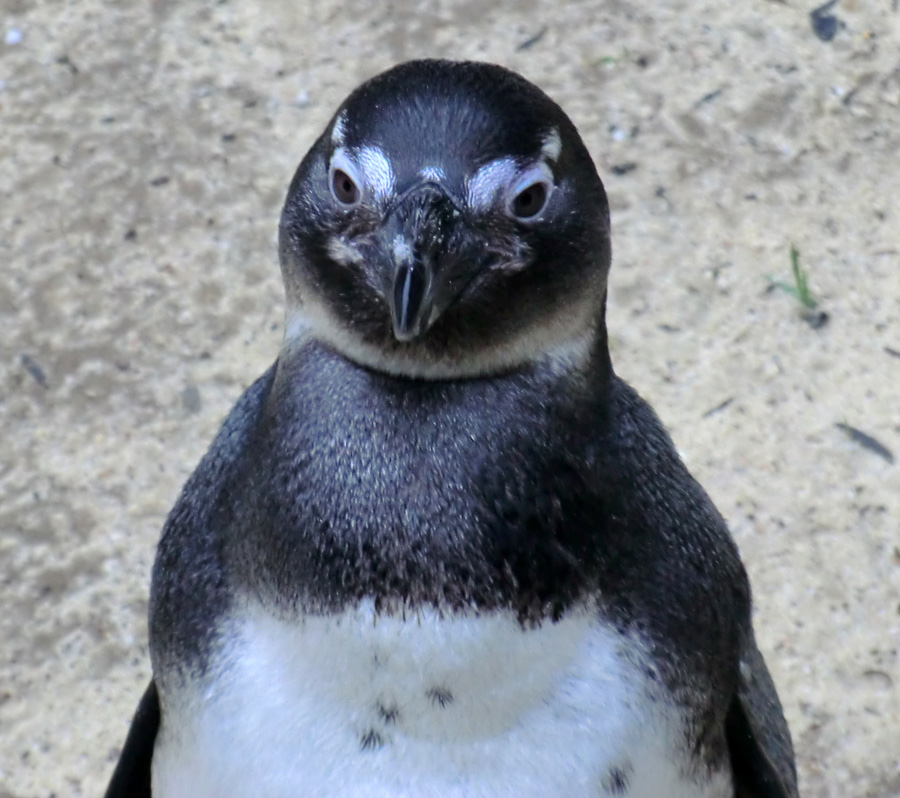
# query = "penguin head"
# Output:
<box><xmin>279</xmin><ymin>59</ymin><xmax>611</xmax><ymax>378</ymax></box>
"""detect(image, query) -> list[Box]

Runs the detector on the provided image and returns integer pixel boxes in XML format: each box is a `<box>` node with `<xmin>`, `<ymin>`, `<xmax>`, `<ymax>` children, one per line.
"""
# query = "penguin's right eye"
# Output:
<box><xmin>331</xmin><ymin>169</ymin><xmax>360</xmax><ymax>206</ymax></box>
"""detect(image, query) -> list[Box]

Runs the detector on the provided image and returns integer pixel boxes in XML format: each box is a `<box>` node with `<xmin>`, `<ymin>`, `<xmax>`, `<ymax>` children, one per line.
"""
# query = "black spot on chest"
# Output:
<box><xmin>426</xmin><ymin>686</ymin><xmax>454</xmax><ymax>708</ymax></box>
<box><xmin>602</xmin><ymin>761</ymin><xmax>633</xmax><ymax>794</ymax></box>
<box><xmin>376</xmin><ymin>702</ymin><xmax>399</xmax><ymax>723</ymax></box>
<box><xmin>359</xmin><ymin>728</ymin><xmax>385</xmax><ymax>750</ymax></box>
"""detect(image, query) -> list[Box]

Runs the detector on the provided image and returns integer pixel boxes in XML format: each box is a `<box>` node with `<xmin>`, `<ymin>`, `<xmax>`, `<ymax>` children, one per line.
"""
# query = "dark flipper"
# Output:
<box><xmin>727</xmin><ymin>632</ymin><xmax>798</xmax><ymax>798</ymax></box>
<box><xmin>105</xmin><ymin>680</ymin><xmax>160</xmax><ymax>798</ymax></box>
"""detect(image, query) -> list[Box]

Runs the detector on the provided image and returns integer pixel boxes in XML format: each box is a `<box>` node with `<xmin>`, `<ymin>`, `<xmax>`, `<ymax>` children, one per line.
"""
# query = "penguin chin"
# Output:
<box><xmin>282</xmin><ymin>295</ymin><xmax>597</xmax><ymax>381</ymax></box>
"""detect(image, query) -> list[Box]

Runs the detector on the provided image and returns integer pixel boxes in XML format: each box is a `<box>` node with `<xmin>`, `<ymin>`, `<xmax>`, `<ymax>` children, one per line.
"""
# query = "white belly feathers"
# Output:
<box><xmin>152</xmin><ymin>601</ymin><xmax>730</xmax><ymax>797</ymax></box>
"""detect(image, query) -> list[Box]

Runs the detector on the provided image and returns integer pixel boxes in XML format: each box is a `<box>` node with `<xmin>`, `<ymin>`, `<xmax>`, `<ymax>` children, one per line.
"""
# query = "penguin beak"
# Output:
<box><xmin>382</xmin><ymin>184</ymin><xmax>479</xmax><ymax>343</ymax></box>
<box><xmin>392</xmin><ymin>258</ymin><xmax>432</xmax><ymax>342</ymax></box>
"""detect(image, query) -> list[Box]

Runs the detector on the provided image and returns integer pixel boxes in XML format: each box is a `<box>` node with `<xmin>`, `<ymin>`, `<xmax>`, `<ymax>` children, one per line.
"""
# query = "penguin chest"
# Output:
<box><xmin>152</xmin><ymin>602</ymin><xmax>730</xmax><ymax>798</ymax></box>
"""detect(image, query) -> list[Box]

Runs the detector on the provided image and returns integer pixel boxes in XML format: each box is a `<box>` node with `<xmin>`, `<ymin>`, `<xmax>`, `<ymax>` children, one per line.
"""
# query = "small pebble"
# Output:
<box><xmin>20</xmin><ymin>354</ymin><xmax>48</xmax><ymax>388</ymax></box>
<box><xmin>294</xmin><ymin>90</ymin><xmax>310</xmax><ymax>107</ymax></box>
<box><xmin>835</xmin><ymin>423</ymin><xmax>894</xmax><ymax>464</ymax></box>
<box><xmin>516</xmin><ymin>27</ymin><xmax>547</xmax><ymax>52</ymax></box>
<box><xmin>181</xmin><ymin>385</ymin><xmax>202</xmax><ymax>414</ymax></box>
<box><xmin>812</xmin><ymin>14</ymin><xmax>838</xmax><ymax>41</ymax></box>
<box><xmin>5</xmin><ymin>28</ymin><xmax>23</xmax><ymax>45</ymax></box>
<box><xmin>810</xmin><ymin>0</ymin><xmax>839</xmax><ymax>42</ymax></box>
<box><xmin>803</xmin><ymin>310</ymin><xmax>829</xmax><ymax>330</ymax></box>
<box><xmin>610</xmin><ymin>163</ymin><xmax>637</xmax><ymax>176</ymax></box>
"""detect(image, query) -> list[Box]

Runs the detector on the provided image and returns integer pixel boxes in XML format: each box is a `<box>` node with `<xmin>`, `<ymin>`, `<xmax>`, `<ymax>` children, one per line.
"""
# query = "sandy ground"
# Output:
<box><xmin>1</xmin><ymin>0</ymin><xmax>899</xmax><ymax>795</ymax></box>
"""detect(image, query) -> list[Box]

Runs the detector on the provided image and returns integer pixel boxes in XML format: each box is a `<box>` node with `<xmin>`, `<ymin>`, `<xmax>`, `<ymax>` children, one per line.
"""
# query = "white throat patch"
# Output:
<box><xmin>282</xmin><ymin>299</ymin><xmax>596</xmax><ymax>381</ymax></box>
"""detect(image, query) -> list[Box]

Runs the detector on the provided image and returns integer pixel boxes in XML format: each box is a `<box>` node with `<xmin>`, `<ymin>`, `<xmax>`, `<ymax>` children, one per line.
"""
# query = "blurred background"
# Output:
<box><xmin>1</xmin><ymin>1</ymin><xmax>898</xmax><ymax>795</ymax></box>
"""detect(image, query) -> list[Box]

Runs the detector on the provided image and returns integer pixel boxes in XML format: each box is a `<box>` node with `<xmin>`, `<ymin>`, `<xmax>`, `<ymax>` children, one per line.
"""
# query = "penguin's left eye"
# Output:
<box><xmin>511</xmin><ymin>182</ymin><xmax>548</xmax><ymax>219</ymax></box>
<box><xmin>506</xmin><ymin>168</ymin><xmax>553</xmax><ymax>221</ymax></box>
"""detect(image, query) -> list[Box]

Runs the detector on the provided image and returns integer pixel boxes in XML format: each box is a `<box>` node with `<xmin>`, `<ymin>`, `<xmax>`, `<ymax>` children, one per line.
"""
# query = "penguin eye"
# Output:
<box><xmin>331</xmin><ymin>168</ymin><xmax>360</xmax><ymax>206</ymax></box>
<box><xmin>506</xmin><ymin>166</ymin><xmax>553</xmax><ymax>222</ymax></box>
<box><xmin>510</xmin><ymin>181</ymin><xmax>549</xmax><ymax>219</ymax></box>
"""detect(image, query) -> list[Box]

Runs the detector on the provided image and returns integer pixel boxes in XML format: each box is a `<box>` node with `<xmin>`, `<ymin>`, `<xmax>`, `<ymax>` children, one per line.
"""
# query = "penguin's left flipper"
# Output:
<box><xmin>727</xmin><ymin>631</ymin><xmax>799</xmax><ymax>798</ymax></box>
<box><xmin>104</xmin><ymin>680</ymin><xmax>159</xmax><ymax>798</ymax></box>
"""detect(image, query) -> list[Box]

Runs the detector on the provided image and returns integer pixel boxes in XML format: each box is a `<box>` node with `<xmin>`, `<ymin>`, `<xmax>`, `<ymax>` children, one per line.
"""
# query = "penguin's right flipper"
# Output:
<box><xmin>726</xmin><ymin>631</ymin><xmax>799</xmax><ymax>798</ymax></box>
<box><xmin>105</xmin><ymin>680</ymin><xmax>159</xmax><ymax>798</ymax></box>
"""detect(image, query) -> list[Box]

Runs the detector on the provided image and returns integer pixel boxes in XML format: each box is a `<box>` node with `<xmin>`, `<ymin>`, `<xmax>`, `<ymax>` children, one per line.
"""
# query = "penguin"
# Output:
<box><xmin>105</xmin><ymin>59</ymin><xmax>798</xmax><ymax>797</ymax></box>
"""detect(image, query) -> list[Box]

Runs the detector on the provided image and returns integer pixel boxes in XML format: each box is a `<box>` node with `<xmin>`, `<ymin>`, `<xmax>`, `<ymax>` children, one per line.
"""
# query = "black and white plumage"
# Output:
<box><xmin>105</xmin><ymin>60</ymin><xmax>798</xmax><ymax>797</ymax></box>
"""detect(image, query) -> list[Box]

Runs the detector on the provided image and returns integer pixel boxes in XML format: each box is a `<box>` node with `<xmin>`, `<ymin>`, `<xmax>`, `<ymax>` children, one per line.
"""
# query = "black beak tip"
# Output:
<box><xmin>391</xmin><ymin>313</ymin><xmax>419</xmax><ymax>342</ymax></box>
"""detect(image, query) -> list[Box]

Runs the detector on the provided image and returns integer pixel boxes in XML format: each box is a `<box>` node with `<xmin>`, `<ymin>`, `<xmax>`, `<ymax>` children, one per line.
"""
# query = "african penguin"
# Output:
<box><xmin>105</xmin><ymin>59</ymin><xmax>798</xmax><ymax>798</ymax></box>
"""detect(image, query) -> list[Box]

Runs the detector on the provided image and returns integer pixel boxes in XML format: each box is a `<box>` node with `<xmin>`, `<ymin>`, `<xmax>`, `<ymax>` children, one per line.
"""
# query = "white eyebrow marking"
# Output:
<box><xmin>466</xmin><ymin>157</ymin><xmax>518</xmax><ymax>210</ymax></box>
<box><xmin>541</xmin><ymin>128</ymin><xmax>562</xmax><ymax>162</ymax></box>
<box><xmin>356</xmin><ymin>145</ymin><xmax>394</xmax><ymax>202</ymax></box>
<box><xmin>419</xmin><ymin>166</ymin><xmax>445</xmax><ymax>181</ymax></box>
<box><xmin>331</xmin><ymin>112</ymin><xmax>347</xmax><ymax>146</ymax></box>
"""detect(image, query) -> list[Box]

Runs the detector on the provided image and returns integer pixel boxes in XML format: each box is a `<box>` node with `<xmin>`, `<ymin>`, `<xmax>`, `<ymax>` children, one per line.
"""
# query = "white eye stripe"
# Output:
<box><xmin>512</xmin><ymin>162</ymin><xmax>555</xmax><ymax>195</ymax></box>
<box><xmin>329</xmin><ymin>146</ymin><xmax>395</xmax><ymax>204</ymax></box>
<box><xmin>541</xmin><ymin>128</ymin><xmax>562</xmax><ymax>162</ymax></box>
<box><xmin>356</xmin><ymin>146</ymin><xmax>394</xmax><ymax>201</ymax></box>
<box><xmin>331</xmin><ymin>112</ymin><xmax>347</xmax><ymax>147</ymax></box>
<box><xmin>466</xmin><ymin>157</ymin><xmax>519</xmax><ymax>210</ymax></box>
<box><xmin>466</xmin><ymin>158</ymin><xmax>556</xmax><ymax>219</ymax></box>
